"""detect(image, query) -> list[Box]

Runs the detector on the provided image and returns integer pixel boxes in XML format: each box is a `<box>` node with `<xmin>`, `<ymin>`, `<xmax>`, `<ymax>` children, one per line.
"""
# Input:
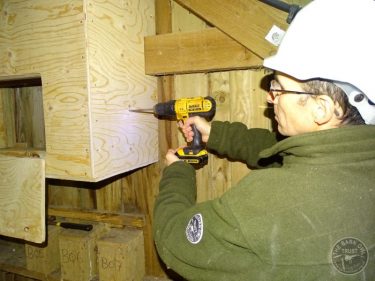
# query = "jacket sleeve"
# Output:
<box><xmin>153</xmin><ymin>161</ymin><xmax>261</xmax><ymax>281</ymax></box>
<box><xmin>207</xmin><ymin>121</ymin><xmax>279</xmax><ymax>167</ymax></box>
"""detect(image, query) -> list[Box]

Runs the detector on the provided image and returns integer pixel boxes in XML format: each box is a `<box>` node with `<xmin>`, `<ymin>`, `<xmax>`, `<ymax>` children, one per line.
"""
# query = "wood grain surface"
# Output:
<box><xmin>0</xmin><ymin>155</ymin><xmax>45</xmax><ymax>243</ymax></box>
<box><xmin>0</xmin><ymin>0</ymin><xmax>158</xmax><ymax>181</ymax></box>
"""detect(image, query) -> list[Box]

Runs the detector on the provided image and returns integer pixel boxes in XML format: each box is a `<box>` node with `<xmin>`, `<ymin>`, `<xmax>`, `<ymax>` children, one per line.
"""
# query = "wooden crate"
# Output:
<box><xmin>0</xmin><ymin>0</ymin><xmax>158</xmax><ymax>182</ymax></box>
<box><xmin>59</xmin><ymin>224</ymin><xmax>108</xmax><ymax>281</ymax></box>
<box><xmin>25</xmin><ymin>225</ymin><xmax>60</xmax><ymax>275</ymax></box>
<box><xmin>97</xmin><ymin>228</ymin><xmax>145</xmax><ymax>281</ymax></box>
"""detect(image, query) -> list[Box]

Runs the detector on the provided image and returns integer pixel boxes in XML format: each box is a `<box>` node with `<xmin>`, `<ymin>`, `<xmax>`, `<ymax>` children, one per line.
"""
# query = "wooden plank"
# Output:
<box><xmin>137</xmin><ymin>1</ymin><xmax>175</xmax><ymax>277</ymax></box>
<box><xmin>86</xmin><ymin>0</ymin><xmax>158</xmax><ymax>181</ymax></box>
<box><xmin>47</xmin><ymin>178</ymin><xmax>97</xmax><ymax>211</ymax></box>
<box><xmin>156</xmin><ymin>0</ymin><xmax>172</xmax><ymax>35</ymax></box>
<box><xmin>95</xmin><ymin>177</ymin><xmax>123</xmax><ymax>212</ymax></box>
<box><xmin>25</xmin><ymin>87</ymin><xmax>45</xmax><ymax>150</ymax></box>
<box><xmin>171</xmin><ymin>0</ymin><xmax>211</xmax><ymax>204</ymax></box>
<box><xmin>228</xmin><ymin>70</ymin><xmax>269</xmax><ymax>185</ymax></box>
<box><xmin>121</xmin><ymin>164</ymin><xmax>163</xmax><ymax>276</ymax></box>
<box><xmin>205</xmin><ymin>72</ymin><xmax>232</xmax><ymax>202</ymax></box>
<box><xmin>145</xmin><ymin>28</ymin><xmax>262</xmax><ymax>75</ymax></box>
<box><xmin>172</xmin><ymin>0</ymin><xmax>208</xmax><ymax>32</ymax></box>
<box><xmin>47</xmin><ymin>184</ymin><xmax>82</xmax><ymax>208</ymax></box>
<box><xmin>174</xmin><ymin>0</ymin><xmax>289</xmax><ymax>58</ymax></box>
<box><xmin>0</xmin><ymin>91</ymin><xmax>7</xmax><ymax>148</ymax></box>
<box><xmin>0</xmin><ymin>155</ymin><xmax>45</xmax><ymax>243</ymax></box>
<box><xmin>0</xmin><ymin>89</ymin><xmax>16</xmax><ymax>148</ymax></box>
<box><xmin>156</xmin><ymin>0</ymin><xmax>177</xmax><ymax>170</ymax></box>
<box><xmin>14</xmin><ymin>87</ymin><xmax>45</xmax><ymax>150</ymax></box>
<box><xmin>0</xmin><ymin>86</ymin><xmax>45</xmax><ymax>150</ymax></box>
<box><xmin>48</xmin><ymin>207</ymin><xmax>145</xmax><ymax>228</ymax></box>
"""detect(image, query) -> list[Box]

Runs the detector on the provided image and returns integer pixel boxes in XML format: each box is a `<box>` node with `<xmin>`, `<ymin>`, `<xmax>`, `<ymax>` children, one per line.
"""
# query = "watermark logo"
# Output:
<box><xmin>332</xmin><ymin>237</ymin><xmax>368</xmax><ymax>274</ymax></box>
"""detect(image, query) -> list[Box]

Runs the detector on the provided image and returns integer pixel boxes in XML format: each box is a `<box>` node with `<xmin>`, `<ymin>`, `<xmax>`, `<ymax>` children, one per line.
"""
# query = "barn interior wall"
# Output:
<box><xmin>0</xmin><ymin>0</ymin><xmax>310</xmax><ymax>279</ymax></box>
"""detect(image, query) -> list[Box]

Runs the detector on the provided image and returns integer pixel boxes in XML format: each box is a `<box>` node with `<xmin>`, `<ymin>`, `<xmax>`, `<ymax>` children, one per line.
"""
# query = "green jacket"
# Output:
<box><xmin>153</xmin><ymin>121</ymin><xmax>375</xmax><ymax>281</ymax></box>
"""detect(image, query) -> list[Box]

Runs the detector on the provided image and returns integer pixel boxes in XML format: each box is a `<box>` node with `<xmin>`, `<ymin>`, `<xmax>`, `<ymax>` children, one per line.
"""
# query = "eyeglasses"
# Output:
<box><xmin>269</xmin><ymin>79</ymin><xmax>318</xmax><ymax>101</ymax></box>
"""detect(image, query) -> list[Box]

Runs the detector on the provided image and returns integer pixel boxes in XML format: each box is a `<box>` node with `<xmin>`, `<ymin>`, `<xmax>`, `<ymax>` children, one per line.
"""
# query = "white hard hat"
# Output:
<box><xmin>263</xmin><ymin>0</ymin><xmax>375</xmax><ymax>124</ymax></box>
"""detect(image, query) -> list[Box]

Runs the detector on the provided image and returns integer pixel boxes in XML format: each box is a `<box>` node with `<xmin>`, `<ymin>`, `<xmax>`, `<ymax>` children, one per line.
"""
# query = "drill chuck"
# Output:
<box><xmin>153</xmin><ymin>100</ymin><xmax>177</xmax><ymax>118</ymax></box>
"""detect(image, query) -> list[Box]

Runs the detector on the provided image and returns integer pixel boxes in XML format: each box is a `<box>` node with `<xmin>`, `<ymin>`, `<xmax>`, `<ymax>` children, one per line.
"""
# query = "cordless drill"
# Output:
<box><xmin>130</xmin><ymin>96</ymin><xmax>216</xmax><ymax>165</ymax></box>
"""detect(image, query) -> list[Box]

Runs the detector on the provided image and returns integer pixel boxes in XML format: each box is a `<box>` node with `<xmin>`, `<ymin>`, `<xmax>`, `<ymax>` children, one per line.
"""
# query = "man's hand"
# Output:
<box><xmin>179</xmin><ymin>116</ymin><xmax>211</xmax><ymax>143</ymax></box>
<box><xmin>165</xmin><ymin>149</ymin><xmax>181</xmax><ymax>166</ymax></box>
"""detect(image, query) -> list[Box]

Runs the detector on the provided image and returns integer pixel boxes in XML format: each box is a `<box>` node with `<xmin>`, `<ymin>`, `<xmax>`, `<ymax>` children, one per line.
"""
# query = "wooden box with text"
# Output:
<box><xmin>59</xmin><ymin>224</ymin><xmax>108</xmax><ymax>281</ymax></box>
<box><xmin>97</xmin><ymin>228</ymin><xmax>145</xmax><ymax>281</ymax></box>
<box><xmin>25</xmin><ymin>225</ymin><xmax>61</xmax><ymax>275</ymax></box>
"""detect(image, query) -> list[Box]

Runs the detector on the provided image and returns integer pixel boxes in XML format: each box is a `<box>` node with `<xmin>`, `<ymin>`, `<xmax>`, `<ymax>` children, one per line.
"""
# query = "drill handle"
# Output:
<box><xmin>191</xmin><ymin>125</ymin><xmax>204</xmax><ymax>153</ymax></box>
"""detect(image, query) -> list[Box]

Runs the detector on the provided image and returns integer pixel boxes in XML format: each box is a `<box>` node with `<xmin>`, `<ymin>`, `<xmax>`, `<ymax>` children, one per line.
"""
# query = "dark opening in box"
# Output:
<box><xmin>0</xmin><ymin>76</ymin><xmax>46</xmax><ymax>153</ymax></box>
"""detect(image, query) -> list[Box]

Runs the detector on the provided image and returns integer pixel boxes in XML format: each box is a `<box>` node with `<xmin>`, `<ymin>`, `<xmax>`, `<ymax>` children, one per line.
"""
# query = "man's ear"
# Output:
<box><xmin>312</xmin><ymin>95</ymin><xmax>335</xmax><ymax>125</ymax></box>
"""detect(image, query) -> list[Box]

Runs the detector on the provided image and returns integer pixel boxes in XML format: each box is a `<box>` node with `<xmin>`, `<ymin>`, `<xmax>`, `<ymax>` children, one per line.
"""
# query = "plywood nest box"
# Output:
<box><xmin>0</xmin><ymin>0</ymin><xmax>158</xmax><ymax>182</ymax></box>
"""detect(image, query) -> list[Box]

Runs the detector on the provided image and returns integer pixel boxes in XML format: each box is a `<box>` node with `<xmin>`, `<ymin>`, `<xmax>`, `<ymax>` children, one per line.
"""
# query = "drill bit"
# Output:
<box><xmin>129</xmin><ymin>108</ymin><xmax>155</xmax><ymax>114</ymax></box>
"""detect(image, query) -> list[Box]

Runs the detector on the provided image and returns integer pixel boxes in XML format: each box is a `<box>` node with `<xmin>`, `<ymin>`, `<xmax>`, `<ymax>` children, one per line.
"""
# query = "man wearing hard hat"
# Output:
<box><xmin>153</xmin><ymin>0</ymin><xmax>375</xmax><ymax>280</ymax></box>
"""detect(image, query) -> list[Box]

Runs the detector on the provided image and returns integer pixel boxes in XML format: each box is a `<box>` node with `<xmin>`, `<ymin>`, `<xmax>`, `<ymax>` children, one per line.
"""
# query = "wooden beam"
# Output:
<box><xmin>156</xmin><ymin>0</ymin><xmax>172</xmax><ymax>34</ymax></box>
<box><xmin>48</xmin><ymin>207</ymin><xmax>145</xmax><ymax>228</ymax></box>
<box><xmin>173</xmin><ymin>0</ymin><xmax>289</xmax><ymax>59</ymax></box>
<box><xmin>145</xmin><ymin>28</ymin><xmax>262</xmax><ymax>75</ymax></box>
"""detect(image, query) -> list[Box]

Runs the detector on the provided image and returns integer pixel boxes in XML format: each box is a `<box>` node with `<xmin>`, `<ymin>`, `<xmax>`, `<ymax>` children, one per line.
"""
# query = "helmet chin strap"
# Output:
<box><xmin>334</xmin><ymin>81</ymin><xmax>375</xmax><ymax>125</ymax></box>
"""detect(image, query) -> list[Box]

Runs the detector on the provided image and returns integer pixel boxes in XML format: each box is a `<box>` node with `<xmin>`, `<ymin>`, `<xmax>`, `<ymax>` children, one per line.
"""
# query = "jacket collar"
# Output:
<box><xmin>259</xmin><ymin>125</ymin><xmax>375</xmax><ymax>165</ymax></box>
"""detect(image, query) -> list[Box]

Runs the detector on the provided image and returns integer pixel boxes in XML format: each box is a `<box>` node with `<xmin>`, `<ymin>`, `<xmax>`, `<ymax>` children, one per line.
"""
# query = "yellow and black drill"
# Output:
<box><xmin>130</xmin><ymin>96</ymin><xmax>216</xmax><ymax>165</ymax></box>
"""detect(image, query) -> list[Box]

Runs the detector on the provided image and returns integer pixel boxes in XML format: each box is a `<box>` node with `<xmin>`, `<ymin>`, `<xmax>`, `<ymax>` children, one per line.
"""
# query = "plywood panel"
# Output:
<box><xmin>86</xmin><ymin>0</ymin><xmax>158</xmax><ymax>180</ymax></box>
<box><xmin>0</xmin><ymin>155</ymin><xmax>45</xmax><ymax>243</ymax></box>
<box><xmin>0</xmin><ymin>0</ymin><xmax>158</xmax><ymax>181</ymax></box>
<box><xmin>0</xmin><ymin>0</ymin><xmax>92</xmax><ymax>180</ymax></box>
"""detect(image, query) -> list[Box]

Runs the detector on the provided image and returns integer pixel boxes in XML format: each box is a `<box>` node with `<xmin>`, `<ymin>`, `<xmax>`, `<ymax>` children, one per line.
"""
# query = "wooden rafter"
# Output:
<box><xmin>144</xmin><ymin>0</ymin><xmax>289</xmax><ymax>75</ymax></box>
<box><xmin>173</xmin><ymin>0</ymin><xmax>289</xmax><ymax>59</ymax></box>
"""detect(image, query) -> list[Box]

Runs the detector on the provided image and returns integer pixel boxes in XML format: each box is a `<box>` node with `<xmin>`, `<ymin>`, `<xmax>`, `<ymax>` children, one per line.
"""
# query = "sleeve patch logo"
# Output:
<box><xmin>186</xmin><ymin>213</ymin><xmax>203</xmax><ymax>244</ymax></box>
<box><xmin>331</xmin><ymin>237</ymin><xmax>368</xmax><ymax>275</ymax></box>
